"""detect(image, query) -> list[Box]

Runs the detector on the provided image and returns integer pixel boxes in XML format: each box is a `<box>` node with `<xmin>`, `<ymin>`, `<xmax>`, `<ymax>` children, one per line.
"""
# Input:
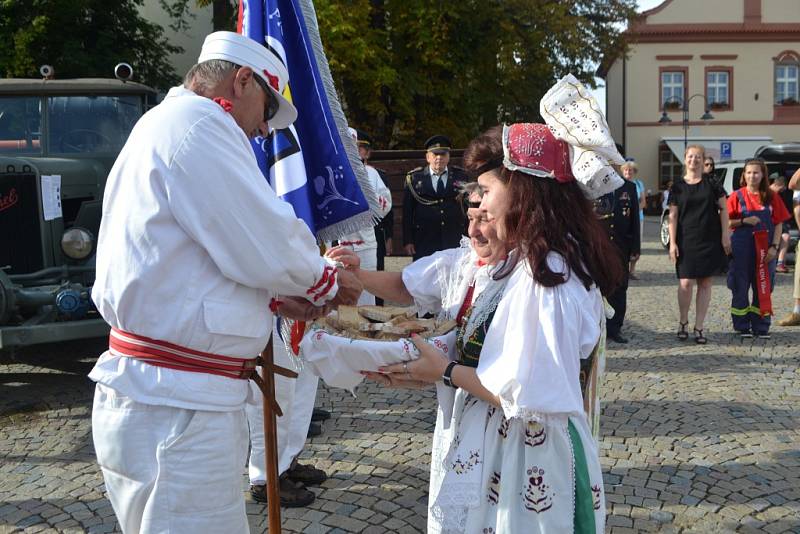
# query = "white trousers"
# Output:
<box><xmin>91</xmin><ymin>383</ymin><xmax>249</xmax><ymax>534</ymax></box>
<box><xmin>246</xmin><ymin>333</ymin><xmax>319</xmax><ymax>483</ymax></box>
<box><xmin>356</xmin><ymin>248</ymin><xmax>377</xmax><ymax>305</ymax></box>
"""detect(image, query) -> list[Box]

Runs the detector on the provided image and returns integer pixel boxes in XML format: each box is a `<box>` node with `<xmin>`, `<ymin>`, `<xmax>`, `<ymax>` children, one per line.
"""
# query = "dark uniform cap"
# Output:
<box><xmin>356</xmin><ymin>129</ymin><xmax>372</xmax><ymax>149</ymax></box>
<box><xmin>425</xmin><ymin>135</ymin><xmax>451</xmax><ymax>154</ymax></box>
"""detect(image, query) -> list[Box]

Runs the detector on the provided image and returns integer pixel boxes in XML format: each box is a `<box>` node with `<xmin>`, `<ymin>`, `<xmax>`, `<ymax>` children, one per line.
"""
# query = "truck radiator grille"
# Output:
<box><xmin>0</xmin><ymin>166</ymin><xmax>43</xmax><ymax>274</ymax></box>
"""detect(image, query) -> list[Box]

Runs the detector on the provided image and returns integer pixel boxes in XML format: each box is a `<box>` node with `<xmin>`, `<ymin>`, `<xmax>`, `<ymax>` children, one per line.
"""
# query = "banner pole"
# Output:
<box><xmin>261</xmin><ymin>341</ymin><xmax>282</xmax><ymax>533</ymax></box>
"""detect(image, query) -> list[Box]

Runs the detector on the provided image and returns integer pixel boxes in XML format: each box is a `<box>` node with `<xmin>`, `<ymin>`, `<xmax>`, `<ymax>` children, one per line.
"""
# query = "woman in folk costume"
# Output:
<box><xmin>336</xmin><ymin>76</ymin><xmax>625</xmax><ymax>533</ymax></box>
<box><xmin>726</xmin><ymin>158</ymin><xmax>790</xmax><ymax>338</ymax></box>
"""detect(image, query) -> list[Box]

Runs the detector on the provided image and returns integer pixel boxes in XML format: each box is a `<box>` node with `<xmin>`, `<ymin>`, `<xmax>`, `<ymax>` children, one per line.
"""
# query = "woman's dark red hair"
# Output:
<box><xmin>463</xmin><ymin>125</ymin><xmax>623</xmax><ymax>297</ymax></box>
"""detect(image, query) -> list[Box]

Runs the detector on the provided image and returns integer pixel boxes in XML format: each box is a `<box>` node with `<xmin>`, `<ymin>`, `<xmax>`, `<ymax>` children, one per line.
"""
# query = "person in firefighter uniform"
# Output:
<box><xmin>726</xmin><ymin>159</ymin><xmax>790</xmax><ymax>338</ymax></box>
<box><xmin>593</xmin><ymin>179</ymin><xmax>641</xmax><ymax>344</ymax></box>
<box><xmin>403</xmin><ymin>135</ymin><xmax>469</xmax><ymax>260</ymax></box>
<box><xmin>88</xmin><ymin>31</ymin><xmax>361</xmax><ymax>533</ymax></box>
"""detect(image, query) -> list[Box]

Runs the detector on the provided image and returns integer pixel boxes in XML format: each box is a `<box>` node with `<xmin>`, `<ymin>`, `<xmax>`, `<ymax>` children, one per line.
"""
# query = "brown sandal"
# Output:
<box><xmin>693</xmin><ymin>328</ymin><xmax>707</xmax><ymax>344</ymax></box>
<box><xmin>677</xmin><ymin>321</ymin><xmax>689</xmax><ymax>340</ymax></box>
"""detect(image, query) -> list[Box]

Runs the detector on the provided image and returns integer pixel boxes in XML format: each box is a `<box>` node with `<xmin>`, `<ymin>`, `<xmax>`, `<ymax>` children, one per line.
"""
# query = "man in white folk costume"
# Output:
<box><xmin>88</xmin><ymin>31</ymin><xmax>362</xmax><ymax>533</ymax></box>
<box><xmin>244</xmin><ymin>126</ymin><xmax>393</xmax><ymax>507</ymax></box>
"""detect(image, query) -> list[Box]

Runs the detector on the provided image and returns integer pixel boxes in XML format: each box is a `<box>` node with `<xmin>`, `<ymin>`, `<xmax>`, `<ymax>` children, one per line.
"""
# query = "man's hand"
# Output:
<box><xmin>330</xmin><ymin>269</ymin><xmax>363</xmax><ymax>306</ymax></box>
<box><xmin>274</xmin><ymin>296</ymin><xmax>331</xmax><ymax>321</ymax></box>
<box><xmin>385</xmin><ymin>238</ymin><xmax>393</xmax><ymax>256</ymax></box>
<box><xmin>404</xmin><ymin>243</ymin><xmax>416</xmax><ymax>256</ymax></box>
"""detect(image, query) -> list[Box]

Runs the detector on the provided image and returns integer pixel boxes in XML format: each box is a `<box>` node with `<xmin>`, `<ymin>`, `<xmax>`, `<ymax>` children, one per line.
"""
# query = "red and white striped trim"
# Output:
<box><xmin>109</xmin><ymin>328</ymin><xmax>256</xmax><ymax>380</ymax></box>
<box><xmin>306</xmin><ymin>265</ymin><xmax>337</xmax><ymax>302</ymax></box>
<box><xmin>339</xmin><ymin>240</ymin><xmax>365</xmax><ymax>247</ymax></box>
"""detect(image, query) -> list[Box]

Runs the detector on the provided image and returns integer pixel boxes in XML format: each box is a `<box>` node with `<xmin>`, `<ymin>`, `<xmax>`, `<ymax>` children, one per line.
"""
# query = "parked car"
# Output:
<box><xmin>0</xmin><ymin>69</ymin><xmax>156</xmax><ymax>349</ymax></box>
<box><xmin>659</xmin><ymin>146</ymin><xmax>800</xmax><ymax>266</ymax></box>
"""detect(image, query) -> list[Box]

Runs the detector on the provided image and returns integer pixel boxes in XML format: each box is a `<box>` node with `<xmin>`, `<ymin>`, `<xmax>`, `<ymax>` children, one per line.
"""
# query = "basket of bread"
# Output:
<box><xmin>299</xmin><ymin>305</ymin><xmax>458</xmax><ymax>391</ymax></box>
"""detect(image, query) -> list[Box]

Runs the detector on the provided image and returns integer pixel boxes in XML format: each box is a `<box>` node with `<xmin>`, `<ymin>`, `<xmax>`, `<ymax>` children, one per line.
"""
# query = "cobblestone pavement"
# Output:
<box><xmin>1</xmin><ymin>218</ymin><xmax>799</xmax><ymax>533</ymax></box>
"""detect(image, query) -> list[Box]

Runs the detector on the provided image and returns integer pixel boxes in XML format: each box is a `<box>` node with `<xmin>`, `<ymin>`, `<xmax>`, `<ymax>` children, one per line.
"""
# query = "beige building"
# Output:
<box><xmin>599</xmin><ymin>0</ymin><xmax>800</xmax><ymax>191</ymax></box>
<box><xmin>139</xmin><ymin>0</ymin><xmax>213</xmax><ymax>79</ymax></box>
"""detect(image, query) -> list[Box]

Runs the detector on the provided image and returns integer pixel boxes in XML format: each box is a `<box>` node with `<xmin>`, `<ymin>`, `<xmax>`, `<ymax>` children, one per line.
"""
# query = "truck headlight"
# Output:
<box><xmin>61</xmin><ymin>227</ymin><xmax>94</xmax><ymax>260</ymax></box>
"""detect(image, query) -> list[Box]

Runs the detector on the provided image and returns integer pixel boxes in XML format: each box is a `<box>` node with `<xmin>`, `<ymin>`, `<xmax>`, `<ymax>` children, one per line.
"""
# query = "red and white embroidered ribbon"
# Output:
<box><xmin>109</xmin><ymin>328</ymin><xmax>256</xmax><ymax>379</ymax></box>
<box><xmin>306</xmin><ymin>265</ymin><xmax>338</xmax><ymax>302</ymax></box>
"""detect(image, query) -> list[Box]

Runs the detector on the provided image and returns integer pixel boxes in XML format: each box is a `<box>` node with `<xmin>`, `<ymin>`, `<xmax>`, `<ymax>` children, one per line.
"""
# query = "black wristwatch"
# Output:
<box><xmin>442</xmin><ymin>361</ymin><xmax>459</xmax><ymax>388</ymax></box>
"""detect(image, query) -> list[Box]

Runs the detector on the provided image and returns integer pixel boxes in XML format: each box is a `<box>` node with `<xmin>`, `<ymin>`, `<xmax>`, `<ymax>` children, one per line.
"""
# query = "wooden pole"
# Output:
<box><xmin>259</xmin><ymin>338</ymin><xmax>299</xmax><ymax>534</ymax></box>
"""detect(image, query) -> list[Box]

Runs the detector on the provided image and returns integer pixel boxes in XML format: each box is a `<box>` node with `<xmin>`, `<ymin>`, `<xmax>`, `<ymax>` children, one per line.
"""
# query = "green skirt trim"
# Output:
<box><xmin>568</xmin><ymin>419</ymin><xmax>596</xmax><ymax>534</ymax></box>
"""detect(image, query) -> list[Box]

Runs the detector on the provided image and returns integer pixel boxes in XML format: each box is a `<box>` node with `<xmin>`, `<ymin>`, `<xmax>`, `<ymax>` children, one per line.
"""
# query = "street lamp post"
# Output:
<box><xmin>659</xmin><ymin>94</ymin><xmax>715</xmax><ymax>151</ymax></box>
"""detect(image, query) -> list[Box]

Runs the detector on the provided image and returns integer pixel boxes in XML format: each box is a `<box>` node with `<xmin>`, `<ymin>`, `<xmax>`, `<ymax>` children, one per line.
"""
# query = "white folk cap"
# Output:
<box><xmin>198</xmin><ymin>31</ymin><xmax>297</xmax><ymax>130</ymax></box>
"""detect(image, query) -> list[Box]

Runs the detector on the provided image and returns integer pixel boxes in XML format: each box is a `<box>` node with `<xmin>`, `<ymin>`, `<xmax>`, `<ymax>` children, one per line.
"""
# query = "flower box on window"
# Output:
<box><xmin>663</xmin><ymin>100</ymin><xmax>682</xmax><ymax>111</ymax></box>
<box><xmin>709</xmin><ymin>101</ymin><xmax>729</xmax><ymax>110</ymax></box>
<box><xmin>778</xmin><ymin>97</ymin><xmax>799</xmax><ymax>106</ymax></box>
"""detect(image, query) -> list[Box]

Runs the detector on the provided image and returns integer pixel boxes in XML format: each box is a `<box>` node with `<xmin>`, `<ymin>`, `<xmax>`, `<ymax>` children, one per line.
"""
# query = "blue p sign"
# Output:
<box><xmin>720</xmin><ymin>142</ymin><xmax>732</xmax><ymax>160</ymax></box>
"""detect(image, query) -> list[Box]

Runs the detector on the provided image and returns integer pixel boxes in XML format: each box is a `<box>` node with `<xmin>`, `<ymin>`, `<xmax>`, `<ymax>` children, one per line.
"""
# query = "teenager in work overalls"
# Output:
<box><xmin>726</xmin><ymin>159</ymin><xmax>790</xmax><ymax>338</ymax></box>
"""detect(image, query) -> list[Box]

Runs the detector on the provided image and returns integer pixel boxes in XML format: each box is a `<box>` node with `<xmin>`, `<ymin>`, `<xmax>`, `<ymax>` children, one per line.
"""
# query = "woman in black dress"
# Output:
<box><xmin>668</xmin><ymin>145</ymin><xmax>731</xmax><ymax>343</ymax></box>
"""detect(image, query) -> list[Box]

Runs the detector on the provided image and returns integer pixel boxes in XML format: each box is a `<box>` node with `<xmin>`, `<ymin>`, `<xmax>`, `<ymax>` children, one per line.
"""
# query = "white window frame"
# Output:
<box><xmin>661</xmin><ymin>71</ymin><xmax>684</xmax><ymax>107</ymax></box>
<box><xmin>775</xmin><ymin>64</ymin><xmax>799</xmax><ymax>104</ymax></box>
<box><xmin>706</xmin><ymin>71</ymin><xmax>729</xmax><ymax>106</ymax></box>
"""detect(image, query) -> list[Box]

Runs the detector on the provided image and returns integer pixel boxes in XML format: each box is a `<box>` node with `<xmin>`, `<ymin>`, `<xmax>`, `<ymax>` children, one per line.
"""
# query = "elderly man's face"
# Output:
<box><xmin>229</xmin><ymin>67</ymin><xmax>272</xmax><ymax>139</ymax></box>
<box><xmin>426</xmin><ymin>150</ymin><xmax>449</xmax><ymax>175</ymax></box>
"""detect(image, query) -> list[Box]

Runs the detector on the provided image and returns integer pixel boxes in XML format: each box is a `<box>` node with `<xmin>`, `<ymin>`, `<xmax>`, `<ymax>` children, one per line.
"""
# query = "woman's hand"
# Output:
<box><xmin>325</xmin><ymin>246</ymin><xmax>360</xmax><ymax>271</ymax></box>
<box><xmin>362</xmin><ymin>334</ymin><xmax>450</xmax><ymax>388</ymax></box>
<box><xmin>743</xmin><ymin>216</ymin><xmax>760</xmax><ymax>227</ymax></box>
<box><xmin>721</xmin><ymin>235</ymin><xmax>732</xmax><ymax>256</ymax></box>
<box><xmin>360</xmin><ymin>371</ymin><xmax>429</xmax><ymax>389</ymax></box>
<box><xmin>669</xmin><ymin>243</ymin><xmax>679</xmax><ymax>264</ymax></box>
<box><xmin>765</xmin><ymin>246</ymin><xmax>778</xmax><ymax>263</ymax></box>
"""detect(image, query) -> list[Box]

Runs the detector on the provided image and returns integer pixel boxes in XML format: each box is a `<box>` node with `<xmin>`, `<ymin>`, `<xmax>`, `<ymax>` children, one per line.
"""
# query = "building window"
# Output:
<box><xmin>775</xmin><ymin>65</ymin><xmax>799</xmax><ymax>105</ymax></box>
<box><xmin>706</xmin><ymin>69</ymin><xmax>731</xmax><ymax>110</ymax></box>
<box><xmin>661</xmin><ymin>70</ymin><xmax>685</xmax><ymax>109</ymax></box>
<box><xmin>775</xmin><ymin>51</ymin><xmax>800</xmax><ymax>105</ymax></box>
<box><xmin>659</xmin><ymin>143</ymin><xmax>682</xmax><ymax>188</ymax></box>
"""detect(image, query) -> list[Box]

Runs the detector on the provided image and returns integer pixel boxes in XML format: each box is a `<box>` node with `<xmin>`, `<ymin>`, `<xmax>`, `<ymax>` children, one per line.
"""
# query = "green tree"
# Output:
<box><xmin>160</xmin><ymin>0</ymin><xmax>237</xmax><ymax>32</ymax></box>
<box><xmin>315</xmin><ymin>0</ymin><xmax>636</xmax><ymax>148</ymax></box>
<box><xmin>0</xmin><ymin>0</ymin><xmax>183</xmax><ymax>90</ymax></box>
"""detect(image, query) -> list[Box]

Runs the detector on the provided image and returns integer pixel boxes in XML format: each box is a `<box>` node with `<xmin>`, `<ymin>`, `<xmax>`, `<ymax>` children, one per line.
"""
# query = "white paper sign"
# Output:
<box><xmin>41</xmin><ymin>175</ymin><xmax>62</xmax><ymax>221</ymax></box>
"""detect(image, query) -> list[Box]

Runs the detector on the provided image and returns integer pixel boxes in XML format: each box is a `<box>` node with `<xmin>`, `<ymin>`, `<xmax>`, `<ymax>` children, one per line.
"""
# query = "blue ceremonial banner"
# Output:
<box><xmin>238</xmin><ymin>0</ymin><xmax>375</xmax><ymax>240</ymax></box>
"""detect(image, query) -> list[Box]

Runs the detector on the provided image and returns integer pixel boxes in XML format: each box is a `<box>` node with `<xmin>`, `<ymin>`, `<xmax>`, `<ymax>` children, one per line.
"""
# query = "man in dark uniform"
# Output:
<box><xmin>402</xmin><ymin>135</ymin><xmax>468</xmax><ymax>260</ymax></box>
<box><xmin>593</xmin><ymin>178</ymin><xmax>641</xmax><ymax>343</ymax></box>
<box><xmin>356</xmin><ymin>130</ymin><xmax>394</xmax><ymax>270</ymax></box>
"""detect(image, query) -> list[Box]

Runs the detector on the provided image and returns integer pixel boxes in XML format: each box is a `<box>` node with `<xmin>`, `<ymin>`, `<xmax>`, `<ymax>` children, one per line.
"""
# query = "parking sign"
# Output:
<box><xmin>720</xmin><ymin>141</ymin><xmax>732</xmax><ymax>160</ymax></box>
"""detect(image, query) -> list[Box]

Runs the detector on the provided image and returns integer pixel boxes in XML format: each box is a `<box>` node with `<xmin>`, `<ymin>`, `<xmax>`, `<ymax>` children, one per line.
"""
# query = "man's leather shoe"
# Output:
<box><xmin>286</xmin><ymin>462</ymin><xmax>327</xmax><ymax>486</ymax></box>
<box><xmin>250</xmin><ymin>473</ymin><xmax>315</xmax><ymax>508</ymax></box>
<box><xmin>311</xmin><ymin>407</ymin><xmax>331</xmax><ymax>422</ymax></box>
<box><xmin>608</xmin><ymin>332</ymin><xmax>628</xmax><ymax>344</ymax></box>
<box><xmin>307</xmin><ymin>421</ymin><xmax>322</xmax><ymax>438</ymax></box>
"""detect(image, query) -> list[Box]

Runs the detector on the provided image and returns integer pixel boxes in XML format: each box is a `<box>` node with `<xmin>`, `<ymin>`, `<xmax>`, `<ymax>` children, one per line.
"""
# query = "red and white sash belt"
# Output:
<box><xmin>109</xmin><ymin>328</ymin><xmax>257</xmax><ymax>380</ymax></box>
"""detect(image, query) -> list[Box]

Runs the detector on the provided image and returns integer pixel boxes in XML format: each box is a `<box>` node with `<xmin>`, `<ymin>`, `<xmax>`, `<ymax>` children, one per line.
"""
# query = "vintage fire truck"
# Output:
<box><xmin>0</xmin><ymin>65</ymin><xmax>157</xmax><ymax>348</ymax></box>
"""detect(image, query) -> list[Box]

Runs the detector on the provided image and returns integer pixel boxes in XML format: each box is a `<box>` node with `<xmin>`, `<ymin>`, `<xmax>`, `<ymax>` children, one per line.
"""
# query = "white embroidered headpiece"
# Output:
<box><xmin>538</xmin><ymin>74</ymin><xmax>625</xmax><ymax>199</ymax></box>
